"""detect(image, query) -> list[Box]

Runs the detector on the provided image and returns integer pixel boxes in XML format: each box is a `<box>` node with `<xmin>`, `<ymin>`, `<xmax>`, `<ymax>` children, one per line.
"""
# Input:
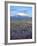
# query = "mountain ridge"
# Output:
<box><xmin>10</xmin><ymin>15</ymin><xmax>32</xmax><ymax>21</ymax></box>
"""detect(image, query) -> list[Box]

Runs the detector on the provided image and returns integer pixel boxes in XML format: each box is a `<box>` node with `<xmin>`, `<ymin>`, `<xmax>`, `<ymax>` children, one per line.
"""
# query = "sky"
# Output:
<box><xmin>10</xmin><ymin>6</ymin><xmax>32</xmax><ymax>17</ymax></box>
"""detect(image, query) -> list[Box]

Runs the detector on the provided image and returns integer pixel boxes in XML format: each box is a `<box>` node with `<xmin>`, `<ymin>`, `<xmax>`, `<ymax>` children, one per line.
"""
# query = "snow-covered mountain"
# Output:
<box><xmin>10</xmin><ymin>15</ymin><xmax>32</xmax><ymax>21</ymax></box>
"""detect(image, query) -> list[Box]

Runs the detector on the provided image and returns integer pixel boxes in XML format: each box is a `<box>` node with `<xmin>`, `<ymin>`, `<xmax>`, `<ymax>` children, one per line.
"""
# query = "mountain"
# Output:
<box><xmin>10</xmin><ymin>15</ymin><xmax>32</xmax><ymax>21</ymax></box>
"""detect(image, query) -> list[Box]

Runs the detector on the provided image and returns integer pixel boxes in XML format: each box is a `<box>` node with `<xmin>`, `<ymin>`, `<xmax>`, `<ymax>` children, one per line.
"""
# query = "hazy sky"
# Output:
<box><xmin>10</xmin><ymin>6</ymin><xmax>32</xmax><ymax>17</ymax></box>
